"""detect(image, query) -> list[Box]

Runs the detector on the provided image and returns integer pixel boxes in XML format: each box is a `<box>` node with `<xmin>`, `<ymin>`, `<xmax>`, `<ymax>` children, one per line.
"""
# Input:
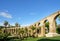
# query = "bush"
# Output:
<box><xmin>56</xmin><ymin>27</ymin><xmax>60</xmax><ymax>34</ymax></box>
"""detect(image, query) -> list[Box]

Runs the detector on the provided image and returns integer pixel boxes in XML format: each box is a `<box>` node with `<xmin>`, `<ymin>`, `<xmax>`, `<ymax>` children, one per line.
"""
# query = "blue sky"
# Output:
<box><xmin>0</xmin><ymin>0</ymin><xmax>60</xmax><ymax>26</ymax></box>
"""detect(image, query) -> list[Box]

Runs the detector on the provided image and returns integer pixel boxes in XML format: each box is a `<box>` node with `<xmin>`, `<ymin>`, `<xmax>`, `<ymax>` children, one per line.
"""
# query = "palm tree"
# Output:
<box><xmin>4</xmin><ymin>21</ymin><xmax>8</xmax><ymax>27</ymax></box>
<box><xmin>3</xmin><ymin>21</ymin><xmax>8</xmax><ymax>33</ymax></box>
<box><xmin>2</xmin><ymin>21</ymin><xmax>9</xmax><ymax>41</ymax></box>
<box><xmin>15</xmin><ymin>22</ymin><xmax>20</xmax><ymax>27</ymax></box>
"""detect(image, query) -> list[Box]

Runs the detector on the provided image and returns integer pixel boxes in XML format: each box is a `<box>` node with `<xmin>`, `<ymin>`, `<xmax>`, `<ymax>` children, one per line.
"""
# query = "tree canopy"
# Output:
<box><xmin>4</xmin><ymin>21</ymin><xmax>8</xmax><ymax>27</ymax></box>
<box><xmin>58</xmin><ymin>15</ymin><xmax>60</xmax><ymax>21</ymax></box>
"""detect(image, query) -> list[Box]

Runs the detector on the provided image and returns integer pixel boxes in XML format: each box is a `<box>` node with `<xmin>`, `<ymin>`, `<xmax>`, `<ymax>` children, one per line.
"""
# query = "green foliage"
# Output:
<box><xmin>45</xmin><ymin>22</ymin><xmax>49</xmax><ymax>31</ymax></box>
<box><xmin>56</xmin><ymin>27</ymin><xmax>60</xmax><ymax>34</ymax></box>
<box><xmin>31</xmin><ymin>26</ymin><xmax>36</xmax><ymax>31</ymax></box>
<box><xmin>15</xmin><ymin>22</ymin><xmax>20</xmax><ymax>27</ymax></box>
<box><xmin>58</xmin><ymin>15</ymin><xmax>60</xmax><ymax>21</ymax></box>
<box><xmin>45</xmin><ymin>22</ymin><xmax>49</xmax><ymax>27</ymax></box>
<box><xmin>45</xmin><ymin>22</ymin><xmax>49</xmax><ymax>33</ymax></box>
<box><xmin>20</xmin><ymin>28</ymin><xmax>24</xmax><ymax>34</ymax></box>
<box><xmin>56</xmin><ymin>24</ymin><xmax>60</xmax><ymax>34</ymax></box>
<box><xmin>0</xmin><ymin>33</ymin><xmax>9</xmax><ymax>41</ymax></box>
<box><xmin>4</xmin><ymin>21</ymin><xmax>8</xmax><ymax>27</ymax></box>
<box><xmin>24</xmin><ymin>27</ymin><xmax>28</xmax><ymax>33</ymax></box>
<box><xmin>31</xmin><ymin>26</ymin><xmax>37</xmax><ymax>38</ymax></box>
<box><xmin>18</xmin><ymin>28</ymin><xmax>25</xmax><ymax>39</ymax></box>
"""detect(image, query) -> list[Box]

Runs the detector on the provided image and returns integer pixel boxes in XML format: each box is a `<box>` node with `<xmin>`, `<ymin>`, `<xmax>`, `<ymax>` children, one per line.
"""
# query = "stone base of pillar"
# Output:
<box><xmin>38</xmin><ymin>34</ymin><xmax>45</xmax><ymax>37</ymax></box>
<box><xmin>38</xmin><ymin>34</ymin><xmax>41</xmax><ymax>37</ymax></box>
<box><xmin>45</xmin><ymin>33</ymin><xmax>59</xmax><ymax>37</ymax></box>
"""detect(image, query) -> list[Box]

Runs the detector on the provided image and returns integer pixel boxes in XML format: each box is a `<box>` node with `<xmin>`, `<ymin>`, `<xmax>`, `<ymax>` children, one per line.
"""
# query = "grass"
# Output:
<box><xmin>9</xmin><ymin>36</ymin><xmax>60</xmax><ymax>41</ymax></box>
<box><xmin>22</xmin><ymin>37</ymin><xmax>60</xmax><ymax>41</ymax></box>
<box><xmin>22</xmin><ymin>37</ymin><xmax>40</xmax><ymax>41</ymax></box>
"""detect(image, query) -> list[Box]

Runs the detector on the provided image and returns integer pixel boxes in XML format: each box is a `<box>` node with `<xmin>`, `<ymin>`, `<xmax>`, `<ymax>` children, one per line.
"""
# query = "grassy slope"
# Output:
<box><xmin>9</xmin><ymin>36</ymin><xmax>60</xmax><ymax>41</ymax></box>
<box><xmin>22</xmin><ymin>37</ymin><xmax>60</xmax><ymax>41</ymax></box>
<box><xmin>22</xmin><ymin>37</ymin><xmax>40</xmax><ymax>41</ymax></box>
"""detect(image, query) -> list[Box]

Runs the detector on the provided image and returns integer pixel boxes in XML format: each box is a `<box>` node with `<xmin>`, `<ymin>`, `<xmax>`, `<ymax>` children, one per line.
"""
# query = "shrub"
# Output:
<box><xmin>56</xmin><ymin>27</ymin><xmax>60</xmax><ymax>34</ymax></box>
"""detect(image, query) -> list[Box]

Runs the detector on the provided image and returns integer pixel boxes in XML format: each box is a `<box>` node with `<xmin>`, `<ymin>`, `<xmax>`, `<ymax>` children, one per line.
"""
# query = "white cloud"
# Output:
<box><xmin>0</xmin><ymin>12</ymin><xmax>12</xmax><ymax>18</ymax></box>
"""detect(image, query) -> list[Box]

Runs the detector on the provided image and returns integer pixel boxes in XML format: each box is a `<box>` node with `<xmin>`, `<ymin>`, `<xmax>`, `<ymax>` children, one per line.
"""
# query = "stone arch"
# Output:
<box><xmin>38</xmin><ymin>22</ymin><xmax>40</xmax><ymax>26</ymax></box>
<box><xmin>53</xmin><ymin>13</ymin><xmax>60</xmax><ymax>33</ymax></box>
<box><xmin>53</xmin><ymin>13</ymin><xmax>60</xmax><ymax>28</ymax></box>
<box><xmin>54</xmin><ymin>14</ymin><xmax>60</xmax><ymax>20</ymax></box>
<box><xmin>43</xmin><ymin>19</ymin><xmax>49</xmax><ymax>34</ymax></box>
<box><xmin>45</xmin><ymin>12</ymin><xmax>60</xmax><ymax>37</ymax></box>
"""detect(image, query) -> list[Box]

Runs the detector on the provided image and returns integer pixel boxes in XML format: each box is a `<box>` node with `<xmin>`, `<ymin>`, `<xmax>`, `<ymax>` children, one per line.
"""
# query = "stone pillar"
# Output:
<box><xmin>40</xmin><ymin>22</ymin><xmax>45</xmax><ymax>37</ymax></box>
<box><xmin>14</xmin><ymin>29</ymin><xmax>16</xmax><ymax>35</ymax></box>
<box><xmin>49</xmin><ymin>20</ymin><xmax>56</xmax><ymax>33</ymax></box>
<box><xmin>10</xmin><ymin>29</ymin><xmax>12</xmax><ymax>35</ymax></box>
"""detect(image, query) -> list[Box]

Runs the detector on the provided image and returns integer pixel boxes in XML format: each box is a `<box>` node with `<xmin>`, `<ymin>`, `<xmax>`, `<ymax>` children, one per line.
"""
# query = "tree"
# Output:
<box><xmin>56</xmin><ymin>24</ymin><xmax>60</xmax><ymax>34</ymax></box>
<box><xmin>18</xmin><ymin>28</ymin><xmax>24</xmax><ymax>40</ymax></box>
<box><xmin>0</xmin><ymin>21</ymin><xmax>10</xmax><ymax>41</ymax></box>
<box><xmin>45</xmin><ymin>22</ymin><xmax>49</xmax><ymax>28</ymax></box>
<box><xmin>3</xmin><ymin>21</ymin><xmax>8</xmax><ymax>33</ymax></box>
<box><xmin>0</xmin><ymin>32</ymin><xmax>10</xmax><ymax>41</ymax></box>
<box><xmin>45</xmin><ymin>22</ymin><xmax>49</xmax><ymax>33</ymax></box>
<box><xmin>15</xmin><ymin>22</ymin><xmax>20</xmax><ymax>27</ymax></box>
<box><xmin>0</xmin><ymin>28</ymin><xmax>2</xmax><ymax>33</ymax></box>
<box><xmin>24</xmin><ymin>27</ymin><xmax>28</xmax><ymax>37</ymax></box>
<box><xmin>58</xmin><ymin>15</ymin><xmax>60</xmax><ymax>21</ymax></box>
<box><xmin>28</xmin><ymin>30</ymin><xmax>31</xmax><ymax>37</ymax></box>
<box><xmin>4</xmin><ymin>21</ymin><xmax>8</xmax><ymax>27</ymax></box>
<box><xmin>17</xmin><ymin>28</ymin><xmax>21</xmax><ymax>39</ymax></box>
<box><xmin>31</xmin><ymin>26</ymin><xmax>36</xmax><ymax>37</ymax></box>
<box><xmin>31</xmin><ymin>26</ymin><xmax>36</xmax><ymax>31</ymax></box>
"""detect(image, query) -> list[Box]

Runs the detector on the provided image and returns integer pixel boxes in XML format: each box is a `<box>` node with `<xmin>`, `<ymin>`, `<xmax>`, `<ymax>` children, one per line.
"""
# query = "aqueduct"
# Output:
<box><xmin>2</xmin><ymin>11</ymin><xmax>60</xmax><ymax>37</ymax></box>
<box><xmin>30</xmin><ymin>11</ymin><xmax>60</xmax><ymax>37</ymax></box>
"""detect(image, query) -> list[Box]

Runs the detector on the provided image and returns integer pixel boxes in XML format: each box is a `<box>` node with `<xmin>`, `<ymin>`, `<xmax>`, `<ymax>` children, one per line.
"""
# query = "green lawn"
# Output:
<box><xmin>9</xmin><ymin>36</ymin><xmax>60</xmax><ymax>41</ymax></box>
<box><xmin>22</xmin><ymin>37</ymin><xmax>60</xmax><ymax>41</ymax></box>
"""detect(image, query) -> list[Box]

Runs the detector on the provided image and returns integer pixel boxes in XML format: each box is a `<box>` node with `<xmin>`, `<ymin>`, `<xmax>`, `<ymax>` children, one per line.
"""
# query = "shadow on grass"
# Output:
<box><xmin>37</xmin><ymin>38</ymin><xmax>60</xmax><ymax>41</ymax></box>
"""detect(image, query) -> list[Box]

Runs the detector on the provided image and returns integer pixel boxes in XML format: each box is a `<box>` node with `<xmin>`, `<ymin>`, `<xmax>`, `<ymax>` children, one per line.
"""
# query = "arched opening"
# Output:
<box><xmin>34</xmin><ymin>24</ymin><xmax>36</xmax><ymax>27</ymax></box>
<box><xmin>44</xmin><ymin>20</ymin><xmax>49</xmax><ymax>34</ymax></box>
<box><xmin>37</xmin><ymin>27</ymin><xmax>41</xmax><ymax>34</ymax></box>
<box><xmin>38</xmin><ymin>22</ymin><xmax>40</xmax><ymax>26</ymax></box>
<box><xmin>54</xmin><ymin>14</ymin><xmax>60</xmax><ymax>34</ymax></box>
<box><xmin>37</xmin><ymin>22</ymin><xmax>41</xmax><ymax>34</ymax></box>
